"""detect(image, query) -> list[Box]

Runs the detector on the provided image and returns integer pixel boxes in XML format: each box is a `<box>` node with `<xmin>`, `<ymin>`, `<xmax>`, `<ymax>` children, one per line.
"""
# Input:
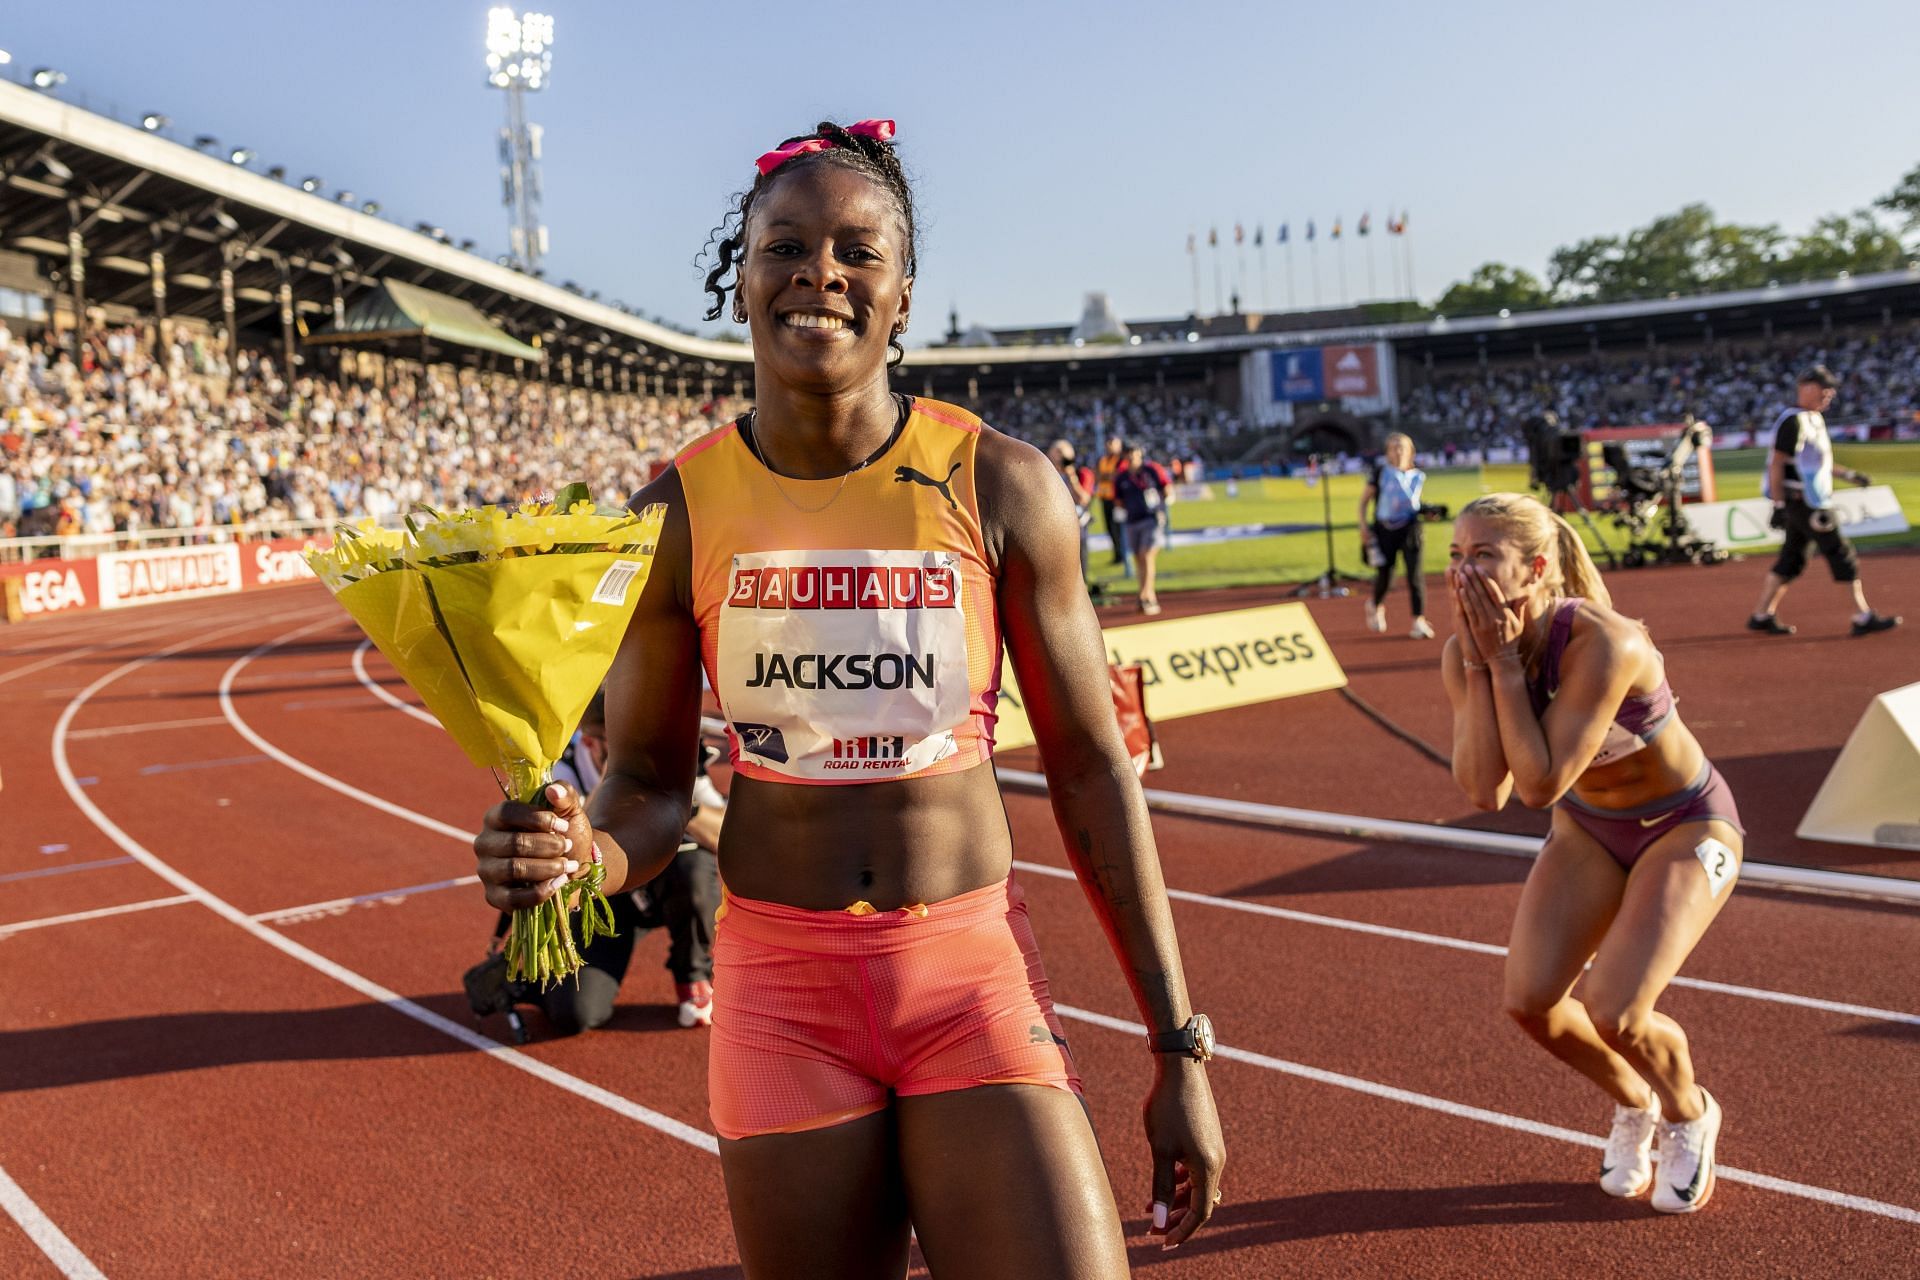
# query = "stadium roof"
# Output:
<box><xmin>0</xmin><ymin>80</ymin><xmax>750</xmax><ymax>379</ymax></box>
<box><xmin>304</xmin><ymin>278</ymin><xmax>544</xmax><ymax>362</ymax></box>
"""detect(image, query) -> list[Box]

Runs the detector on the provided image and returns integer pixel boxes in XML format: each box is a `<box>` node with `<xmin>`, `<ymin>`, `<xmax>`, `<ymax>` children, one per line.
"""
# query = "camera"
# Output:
<box><xmin>1418</xmin><ymin>502</ymin><xmax>1451</xmax><ymax>522</ymax></box>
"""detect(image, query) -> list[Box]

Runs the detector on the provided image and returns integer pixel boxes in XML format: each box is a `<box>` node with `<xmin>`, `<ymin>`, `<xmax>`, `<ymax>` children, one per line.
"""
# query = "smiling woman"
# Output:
<box><xmin>471</xmin><ymin>119</ymin><xmax>1224</xmax><ymax>1279</ymax></box>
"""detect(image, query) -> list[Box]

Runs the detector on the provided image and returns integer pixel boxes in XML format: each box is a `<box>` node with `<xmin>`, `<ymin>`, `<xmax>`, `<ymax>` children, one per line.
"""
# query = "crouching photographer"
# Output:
<box><xmin>464</xmin><ymin>690</ymin><xmax>724</xmax><ymax>1037</ymax></box>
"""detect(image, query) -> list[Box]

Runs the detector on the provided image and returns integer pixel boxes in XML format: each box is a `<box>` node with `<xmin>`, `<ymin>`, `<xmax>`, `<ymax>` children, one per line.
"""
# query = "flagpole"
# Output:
<box><xmin>1188</xmin><ymin>234</ymin><xmax>1200</xmax><ymax>318</ymax></box>
<box><xmin>1310</xmin><ymin>241</ymin><xmax>1320</xmax><ymax>307</ymax></box>
<box><xmin>1285</xmin><ymin>236</ymin><xmax>1295</xmax><ymax>309</ymax></box>
<box><xmin>1212</xmin><ymin>241</ymin><xmax>1224</xmax><ymax>317</ymax></box>
<box><xmin>1365</xmin><ymin>224</ymin><xmax>1377</xmax><ymax>301</ymax></box>
<box><xmin>1336</xmin><ymin>239</ymin><xmax>1348</xmax><ymax>305</ymax></box>
<box><xmin>1403</xmin><ymin>216</ymin><xmax>1416</xmax><ymax>304</ymax></box>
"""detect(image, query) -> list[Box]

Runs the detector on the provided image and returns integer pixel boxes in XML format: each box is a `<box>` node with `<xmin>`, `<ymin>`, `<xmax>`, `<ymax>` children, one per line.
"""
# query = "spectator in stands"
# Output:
<box><xmin>1748</xmin><ymin>366</ymin><xmax>1901</xmax><ymax>638</ymax></box>
<box><xmin>533</xmin><ymin>690</ymin><xmax>723</xmax><ymax>1034</ymax></box>
<box><xmin>1117</xmin><ymin>441</ymin><xmax>1173</xmax><ymax>614</ymax></box>
<box><xmin>1359</xmin><ymin>432</ymin><xmax>1435</xmax><ymax>639</ymax></box>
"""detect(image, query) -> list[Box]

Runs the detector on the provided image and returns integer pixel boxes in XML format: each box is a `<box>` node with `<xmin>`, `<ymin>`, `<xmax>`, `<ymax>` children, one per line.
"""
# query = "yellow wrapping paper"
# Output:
<box><xmin>304</xmin><ymin>499</ymin><xmax>667</xmax><ymax>985</ymax></box>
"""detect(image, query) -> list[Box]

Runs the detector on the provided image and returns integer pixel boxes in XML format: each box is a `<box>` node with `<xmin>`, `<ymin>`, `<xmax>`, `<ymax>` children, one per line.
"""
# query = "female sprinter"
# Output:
<box><xmin>1441</xmin><ymin>493</ymin><xmax>1741</xmax><ymax>1214</ymax></box>
<box><xmin>1358</xmin><ymin>432</ymin><xmax>1433</xmax><ymax>638</ymax></box>
<box><xmin>473</xmin><ymin>120</ymin><xmax>1225</xmax><ymax>1277</ymax></box>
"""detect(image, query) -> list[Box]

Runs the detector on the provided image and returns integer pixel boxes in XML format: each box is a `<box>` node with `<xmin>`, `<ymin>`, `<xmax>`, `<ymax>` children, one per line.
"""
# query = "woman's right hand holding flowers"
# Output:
<box><xmin>474</xmin><ymin>782</ymin><xmax>597</xmax><ymax>910</ymax></box>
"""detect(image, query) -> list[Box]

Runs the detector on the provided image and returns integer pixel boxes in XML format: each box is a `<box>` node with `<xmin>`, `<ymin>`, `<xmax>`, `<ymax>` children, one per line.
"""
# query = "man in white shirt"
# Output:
<box><xmin>1748</xmin><ymin>366</ymin><xmax>1900</xmax><ymax>637</ymax></box>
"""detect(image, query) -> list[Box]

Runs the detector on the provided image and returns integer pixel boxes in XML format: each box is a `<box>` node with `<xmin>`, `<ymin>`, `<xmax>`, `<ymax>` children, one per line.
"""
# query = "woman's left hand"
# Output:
<box><xmin>1143</xmin><ymin>1061</ymin><xmax>1226</xmax><ymax>1250</ymax></box>
<box><xmin>1458</xmin><ymin>564</ymin><xmax>1527</xmax><ymax>659</ymax></box>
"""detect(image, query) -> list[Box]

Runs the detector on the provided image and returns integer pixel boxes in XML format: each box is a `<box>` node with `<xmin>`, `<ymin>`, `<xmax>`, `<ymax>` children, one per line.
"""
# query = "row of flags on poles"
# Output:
<box><xmin>1187</xmin><ymin>213</ymin><xmax>1409</xmax><ymax>253</ymax></box>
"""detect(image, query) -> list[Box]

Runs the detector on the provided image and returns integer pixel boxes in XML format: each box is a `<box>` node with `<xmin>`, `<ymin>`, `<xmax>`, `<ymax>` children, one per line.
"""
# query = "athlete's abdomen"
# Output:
<box><xmin>715</xmin><ymin>762</ymin><xmax>1014</xmax><ymax>910</ymax></box>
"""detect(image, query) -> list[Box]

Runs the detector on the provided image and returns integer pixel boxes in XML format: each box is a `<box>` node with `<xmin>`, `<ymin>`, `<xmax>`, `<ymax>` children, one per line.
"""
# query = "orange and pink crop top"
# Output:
<box><xmin>675</xmin><ymin>397</ymin><xmax>1002</xmax><ymax>784</ymax></box>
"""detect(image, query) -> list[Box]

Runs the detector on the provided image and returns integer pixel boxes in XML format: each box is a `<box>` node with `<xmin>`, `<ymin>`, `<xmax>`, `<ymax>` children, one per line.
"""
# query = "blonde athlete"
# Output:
<box><xmin>1442</xmin><ymin>493</ymin><xmax>1741</xmax><ymax>1213</ymax></box>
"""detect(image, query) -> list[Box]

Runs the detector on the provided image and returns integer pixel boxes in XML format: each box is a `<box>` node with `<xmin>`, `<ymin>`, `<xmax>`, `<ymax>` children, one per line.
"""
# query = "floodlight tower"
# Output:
<box><xmin>485</xmin><ymin>7</ymin><xmax>553</xmax><ymax>273</ymax></box>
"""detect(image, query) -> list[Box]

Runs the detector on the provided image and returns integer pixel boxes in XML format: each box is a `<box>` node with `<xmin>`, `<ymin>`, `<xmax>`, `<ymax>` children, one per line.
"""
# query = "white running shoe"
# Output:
<box><xmin>1409</xmin><ymin>618</ymin><xmax>1436</xmax><ymax>640</ymax></box>
<box><xmin>1599</xmin><ymin>1097</ymin><xmax>1660</xmax><ymax>1198</ymax></box>
<box><xmin>675</xmin><ymin>980</ymin><xmax>714</xmax><ymax>1028</ymax></box>
<box><xmin>1651</xmin><ymin>1087</ymin><xmax>1722</xmax><ymax>1214</ymax></box>
<box><xmin>1365</xmin><ymin>603</ymin><xmax>1387</xmax><ymax>633</ymax></box>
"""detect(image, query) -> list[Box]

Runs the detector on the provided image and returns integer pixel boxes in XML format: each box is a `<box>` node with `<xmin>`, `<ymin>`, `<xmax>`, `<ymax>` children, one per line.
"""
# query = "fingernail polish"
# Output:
<box><xmin>563</xmin><ymin>859</ymin><xmax>580</xmax><ymax>874</ymax></box>
<box><xmin>1151</xmin><ymin>1202</ymin><xmax>1168</xmax><ymax>1231</ymax></box>
<box><xmin>548</xmin><ymin>815</ymin><xmax>567</xmax><ymax>834</ymax></box>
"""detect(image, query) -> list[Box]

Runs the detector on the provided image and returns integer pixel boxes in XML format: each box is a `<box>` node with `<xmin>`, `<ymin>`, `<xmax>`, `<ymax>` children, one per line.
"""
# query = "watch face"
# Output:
<box><xmin>1192</xmin><ymin>1014</ymin><xmax>1215</xmax><ymax>1058</ymax></box>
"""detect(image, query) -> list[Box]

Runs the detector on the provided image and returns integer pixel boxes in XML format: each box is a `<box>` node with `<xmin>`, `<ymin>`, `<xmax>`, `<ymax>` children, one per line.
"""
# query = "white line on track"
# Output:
<box><xmin>239</xmin><ymin>619</ymin><xmax>1920</xmax><ymax>1223</ymax></box>
<box><xmin>252</xmin><ymin>875</ymin><xmax>481</xmax><ymax>924</ymax></box>
<box><xmin>0</xmin><ymin>1165</ymin><xmax>105</xmax><ymax>1280</ymax></box>
<box><xmin>1056</xmin><ymin>1005</ymin><xmax>1920</xmax><ymax>1224</ymax></box>
<box><xmin>49</xmin><ymin>615</ymin><xmax>719</xmax><ymax>1216</ymax></box>
<box><xmin>67</xmin><ymin>715</ymin><xmax>233</xmax><ymax>739</ymax></box>
<box><xmin>0</xmin><ymin>895</ymin><xmax>196</xmax><ymax>939</ymax></box>
<box><xmin>1010</xmin><ymin>861</ymin><xmax>1920</xmax><ymax>1028</ymax></box>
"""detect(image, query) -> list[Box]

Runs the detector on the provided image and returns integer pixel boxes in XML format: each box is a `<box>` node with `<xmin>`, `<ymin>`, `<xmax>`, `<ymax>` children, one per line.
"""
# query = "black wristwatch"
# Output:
<box><xmin>1147</xmin><ymin>1013</ymin><xmax>1215</xmax><ymax>1062</ymax></box>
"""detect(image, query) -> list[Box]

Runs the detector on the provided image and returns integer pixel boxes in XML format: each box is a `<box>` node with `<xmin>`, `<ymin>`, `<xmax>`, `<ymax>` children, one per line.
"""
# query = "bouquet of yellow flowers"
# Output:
<box><xmin>306</xmin><ymin>483</ymin><xmax>666</xmax><ymax>985</ymax></box>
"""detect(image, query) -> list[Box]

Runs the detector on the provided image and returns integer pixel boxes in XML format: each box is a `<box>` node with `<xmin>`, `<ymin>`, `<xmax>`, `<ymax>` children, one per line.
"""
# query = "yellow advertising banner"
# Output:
<box><xmin>995</xmin><ymin>602</ymin><xmax>1345</xmax><ymax>750</ymax></box>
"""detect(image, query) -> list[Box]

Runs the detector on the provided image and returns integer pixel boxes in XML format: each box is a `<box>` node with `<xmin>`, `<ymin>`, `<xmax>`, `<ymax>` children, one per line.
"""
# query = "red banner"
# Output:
<box><xmin>0</xmin><ymin>560</ymin><xmax>100</xmax><ymax>619</ymax></box>
<box><xmin>1322</xmin><ymin>345</ymin><xmax>1381</xmax><ymax>398</ymax></box>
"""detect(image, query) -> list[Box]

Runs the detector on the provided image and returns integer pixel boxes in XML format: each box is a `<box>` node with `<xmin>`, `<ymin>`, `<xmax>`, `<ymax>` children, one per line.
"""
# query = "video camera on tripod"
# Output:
<box><xmin>1524</xmin><ymin>413</ymin><xmax>1585</xmax><ymax>495</ymax></box>
<box><xmin>1598</xmin><ymin>419</ymin><xmax>1727</xmax><ymax>568</ymax></box>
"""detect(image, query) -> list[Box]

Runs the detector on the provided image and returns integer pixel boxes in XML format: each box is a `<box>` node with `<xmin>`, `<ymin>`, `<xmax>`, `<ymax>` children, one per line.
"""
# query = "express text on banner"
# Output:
<box><xmin>994</xmin><ymin>602</ymin><xmax>1345</xmax><ymax>751</ymax></box>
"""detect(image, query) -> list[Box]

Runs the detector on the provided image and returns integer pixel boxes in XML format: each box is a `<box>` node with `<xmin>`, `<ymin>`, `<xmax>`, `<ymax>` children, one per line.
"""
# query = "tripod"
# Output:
<box><xmin>1289</xmin><ymin>454</ymin><xmax>1371</xmax><ymax>599</ymax></box>
<box><xmin>1541</xmin><ymin>483</ymin><xmax>1620</xmax><ymax>571</ymax></box>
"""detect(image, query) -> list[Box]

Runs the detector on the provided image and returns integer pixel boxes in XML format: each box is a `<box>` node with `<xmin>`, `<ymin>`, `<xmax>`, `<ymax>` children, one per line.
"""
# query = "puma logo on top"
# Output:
<box><xmin>894</xmin><ymin>462</ymin><xmax>962</xmax><ymax>511</ymax></box>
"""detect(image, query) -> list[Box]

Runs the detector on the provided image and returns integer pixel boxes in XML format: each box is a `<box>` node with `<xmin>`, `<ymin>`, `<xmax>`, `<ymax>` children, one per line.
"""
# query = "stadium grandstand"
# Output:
<box><xmin>4</xmin><ymin>74</ymin><xmax>1920</xmax><ymax>565</ymax></box>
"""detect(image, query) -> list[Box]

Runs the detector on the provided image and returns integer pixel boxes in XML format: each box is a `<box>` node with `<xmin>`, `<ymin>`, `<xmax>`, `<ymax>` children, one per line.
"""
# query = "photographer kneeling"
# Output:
<box><xmin>529</xmin><ymin>691</ymin><xmax>725</xmax><ymax>1033</ymax></box>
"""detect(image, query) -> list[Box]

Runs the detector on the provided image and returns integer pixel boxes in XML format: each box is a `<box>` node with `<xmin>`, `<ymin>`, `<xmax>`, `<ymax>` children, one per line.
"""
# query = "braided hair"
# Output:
<box><xmin>701</xmin><ymin>121</ymin><xmax>920</xmax><ymax>368</ymax></box>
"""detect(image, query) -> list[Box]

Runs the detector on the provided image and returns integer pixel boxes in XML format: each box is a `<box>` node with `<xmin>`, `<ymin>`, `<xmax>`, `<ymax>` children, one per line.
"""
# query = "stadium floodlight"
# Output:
<box><xmin>228</xmin><ymin>147</ymin><xmax>254</xmax><ymax>166</ymax></box>
<box><xmin>30</xmin><ymin>67</ymin><xmax>67</xmax><ymax>90</ymax></box>
<box><xmin>140</xmin><ymin>113</ymin><xmax>170</xmax><ymax>131</ymax></box>
<box><xmin>0</xmin><ymin>49</ymin><xmax>12</xmax><ymax>65</ymax></box>
<box><xmin>266</xmin><ymin>165</ymin><xmax>286</xmax><ymax>181</ymax></box>
<box><xmin>335</xmin><ymin>190</ymin><xmax>356</xmax><ymax>205</ymax></box>
<box><xmin>361</xmin><ymin>201</ymin><xmax>381</xmax><ymax>215</ymax></box>
<box><xmin>300</xmin><ymin>175</ymin><xmax>324</xmax><ymax>193</ymax></box>
<box><xmin>192</xmin><ymin>135</ymin><xmax>219</xmax><ymax>152</ymax></box>
<box><xmin>486</xmin><ymin>9</ymin><xmax>554</xmax><ymax>274</ymax></box>
<box><xmin>459</xmin><ymin>238</ymin><xmax>476</xmax><ymax>251</ymax></box>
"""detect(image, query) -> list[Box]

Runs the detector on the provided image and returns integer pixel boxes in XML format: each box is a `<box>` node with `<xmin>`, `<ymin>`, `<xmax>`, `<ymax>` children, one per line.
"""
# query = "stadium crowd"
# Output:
<box><xmin>0</xmin><ymin>322</ymin><xmax>737</xmax><ymax>554</ymax></box>
<box><xmin>976</xmin><ymin>387</ymin><xmax>1240</xmax><ymax>468</ymax></box>
<box><xmin>1402</xmin><ymin>327</ymin><xmax>1920</xmax><ymax>445</ymax></box>
<box><xmin>0</xmin><ymin>324</ymin><xmax>1234</xmax><ymax>556</ymax></box>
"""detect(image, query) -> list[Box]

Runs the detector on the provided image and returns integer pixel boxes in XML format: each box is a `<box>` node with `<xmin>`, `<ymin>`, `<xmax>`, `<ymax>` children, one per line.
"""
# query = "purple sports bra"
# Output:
<box><xmin>1526</xmin><ymin>597</ymin><xmax>1676</xmax><ymax>767</ymax></box>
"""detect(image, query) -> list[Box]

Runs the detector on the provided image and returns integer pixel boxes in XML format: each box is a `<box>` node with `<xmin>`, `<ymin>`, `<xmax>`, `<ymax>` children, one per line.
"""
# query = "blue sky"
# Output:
<box><xmin>8</xmin><ymin>1</ymin><xmax>1919</xmax><ymax>338</ymax></box>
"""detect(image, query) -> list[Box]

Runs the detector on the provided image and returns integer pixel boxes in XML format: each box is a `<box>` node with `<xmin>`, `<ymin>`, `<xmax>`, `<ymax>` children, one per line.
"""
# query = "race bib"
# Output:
<box><xmin>1694</xmin><ymin>837</ymin><xmax>1737</xmax><ymax>898</ymax></box>
<box><xmin>717</xmin><ymin>549</ymin><xmax>970</xmax><ymax>780</ymax></box>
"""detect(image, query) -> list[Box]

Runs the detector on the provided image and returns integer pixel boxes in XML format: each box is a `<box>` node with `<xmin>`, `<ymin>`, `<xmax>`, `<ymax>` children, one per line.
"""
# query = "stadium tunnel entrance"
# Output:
<box><xmin>1291</xmin><ymin>412</ymin><xmax>1375</xmax><ymax>457</ymax></box>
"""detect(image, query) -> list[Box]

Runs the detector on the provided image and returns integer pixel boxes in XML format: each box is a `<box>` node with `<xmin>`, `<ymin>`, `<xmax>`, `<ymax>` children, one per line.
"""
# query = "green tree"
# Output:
<box><xmin>1547</xmin><ymin>235</ymin><xmax>1622</xmax><ymax>301</ymax></box>
<box><xmin>1776</xmin><ymin>210</ymin><xmax>1909</xmax><ymax>281</ymax></box>
<box><xmin>1435</xmin><ymin>262</ymin><xmax>1551</xmax><ymax>315</ymax></box>
<box><xmin>1875</xmin><ymin>162</ymin><xmax>1920</xmax><ymax>235</ymax></box>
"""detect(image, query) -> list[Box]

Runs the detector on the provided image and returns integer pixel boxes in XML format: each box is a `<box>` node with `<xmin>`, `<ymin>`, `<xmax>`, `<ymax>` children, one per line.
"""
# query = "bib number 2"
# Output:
<box><xmin>1693</xmin><ymin>836</ymin><xmax>1737</xmax><ymax>899</ymax></box>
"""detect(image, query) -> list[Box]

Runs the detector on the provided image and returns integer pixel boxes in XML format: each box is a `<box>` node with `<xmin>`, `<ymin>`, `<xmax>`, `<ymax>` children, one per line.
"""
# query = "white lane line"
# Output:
<box><xmin>0</xmin><ymin>1165</ymin><xmax>106</xmax><ymax>1280</ymax></box>
<box><xmin>260</xmin><ymin>629</ymin><xmax>1920</xmax><ymax>1223</ymax></box>
<box><xmin>68</xmin><ymin>716</ymin><xmax>233</xmax><ymax>739</ymax></box>
<box><xmin>1054</xmin><ymin>1003</ymin><xmax>1920</xmax><ymax>1225</ymax></box>
<box><xmin>1011</xmin><ymin>861</ymin><xmax>1920</xmax><ymax>1028</ymax></box>
<box><xmin>352</xmin><ymin>639</ymin><xmax>438</xmax><ymax>726</ymax></box>
<box><xmin>0</xmin><ymin>895</ymin><xmax>197</xmax><ymax>939</ymax></box>
<box><xmin>253</xmin><ymin>875</ymin><xmax>481</xmax><ymax>924</ymax></box>
<box><xmin>51</xmin><ymin>621</ymin><xmax>719</xmax><ymax>1174</ymax></box>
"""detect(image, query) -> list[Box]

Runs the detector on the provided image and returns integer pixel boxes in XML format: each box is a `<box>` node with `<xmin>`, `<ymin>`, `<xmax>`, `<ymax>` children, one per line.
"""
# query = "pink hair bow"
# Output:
<box><xmin>755</xmin><ymin>119</ymin><xmax>896</xmax><ymax>176</ymax></box>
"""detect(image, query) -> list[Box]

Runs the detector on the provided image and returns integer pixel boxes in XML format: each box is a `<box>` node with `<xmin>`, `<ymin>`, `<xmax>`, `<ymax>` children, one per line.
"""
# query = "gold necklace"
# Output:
<box><xmin>741</xmin><ymin>403</ymin><xmax>905</xmax><ymax>516</ymax></box>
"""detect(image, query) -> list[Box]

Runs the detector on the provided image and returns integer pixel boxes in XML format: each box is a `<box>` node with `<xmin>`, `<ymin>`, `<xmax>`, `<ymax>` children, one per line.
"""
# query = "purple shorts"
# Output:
<box><xmin>1558</xmin><ymin>763</ymin><xmax>1744</xmax><ymax>870</ymax></box>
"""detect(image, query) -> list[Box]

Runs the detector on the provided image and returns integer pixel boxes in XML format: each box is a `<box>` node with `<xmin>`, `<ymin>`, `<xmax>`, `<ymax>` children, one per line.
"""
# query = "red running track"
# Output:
<box><xmin>1</xmin><ymin>574</ymin><xmax>1917</xmax><ymax>1278</ymax></box>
